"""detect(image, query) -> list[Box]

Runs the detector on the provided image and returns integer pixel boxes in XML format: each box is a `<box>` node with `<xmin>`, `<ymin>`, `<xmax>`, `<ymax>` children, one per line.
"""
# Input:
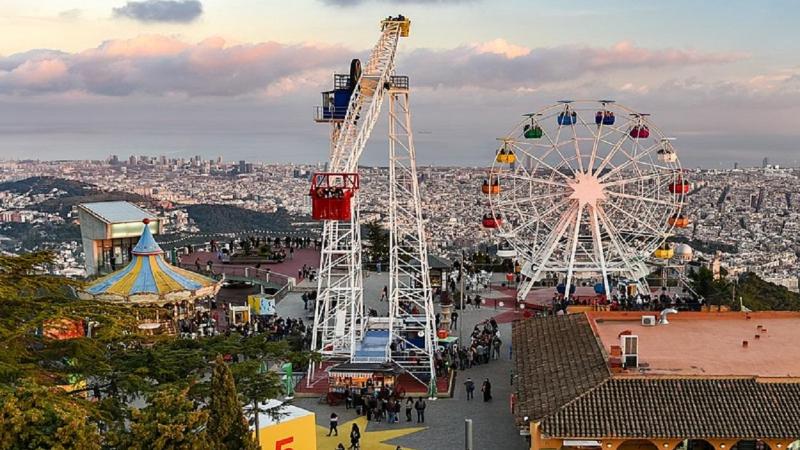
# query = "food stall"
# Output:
<box><xmin>326</xmin><ymin>362</ymin><xmax>404</xmax><ymax>404</ymax></box>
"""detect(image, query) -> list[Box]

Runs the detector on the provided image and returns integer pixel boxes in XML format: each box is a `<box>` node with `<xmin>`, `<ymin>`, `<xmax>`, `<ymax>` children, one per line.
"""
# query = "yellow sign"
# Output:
<box><xmin>258</xmin><ymin>413</ymin><xmax>316</xmax><ymax>450</ymax></box>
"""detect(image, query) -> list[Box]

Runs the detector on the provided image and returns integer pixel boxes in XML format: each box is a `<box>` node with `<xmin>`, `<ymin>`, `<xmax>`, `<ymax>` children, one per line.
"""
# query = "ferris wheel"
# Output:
<box><xmin>484</xmin><ymin>100</ymin><xmax>687</xmax><ymax>301</ymax></box>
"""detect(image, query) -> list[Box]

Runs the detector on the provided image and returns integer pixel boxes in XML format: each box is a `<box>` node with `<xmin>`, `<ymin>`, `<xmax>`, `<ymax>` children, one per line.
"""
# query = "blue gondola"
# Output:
<box><xmin>557</xmin><ymin>112</ymin><xmax>577</xmax><ymax>126</ymax></box>
<box><xmin>556</xmin><ymin>283</ymin><xmax>577</xmax><ymax>295</ymax></box>
<box><xmin>595</xmin><ymin>111</ymin><xmax>615</xmax><ymax>125</ymax></box>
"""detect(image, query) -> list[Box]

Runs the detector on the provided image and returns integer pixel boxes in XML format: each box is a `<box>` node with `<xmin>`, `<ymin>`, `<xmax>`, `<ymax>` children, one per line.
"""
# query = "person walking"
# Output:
<box><xmin>345</xmin><ymin>387</ymin><xmax>353</xmax><ymax>409</ymax></box>
<box><xmin>451</xmin><ymin>311</ymin><xmax>459</xmax><ymax>330</ymax></box>
<box><xmin>464</xmin><ymin>377</ymin><xmax>475</xmax><ymax>401</ymax></box>
<box><xmin>349</xmin><ymin>423</ymin><xmax>361</xmax><ymax>449</ymax></box>
<box><xmin>492</xmin><ymin>336</ymin><xmax>502</xmax><ymax>360</ymax></box>
<box><xmin>481</xmin><ymin>378</ymin><xmax>492</xmax><ymax>402</ymax></box>
<box><xmin>380</xmin><ymin>286</ymin><xmax>387</xmax><ymax>302</ymax></box>
<box><xmin>327</xmin><ymin>412</ymin><xmax>339</xmax><ymax>436</ymax></box>
<box><xmin>405</xmin><ymin>398</ymin><xmax>413</xmax><ymax>422</ymax></box>
<box><xmin>414</xmin><ymin>397</ymin><xmax>426</xmax><ymax>423</ymax></box>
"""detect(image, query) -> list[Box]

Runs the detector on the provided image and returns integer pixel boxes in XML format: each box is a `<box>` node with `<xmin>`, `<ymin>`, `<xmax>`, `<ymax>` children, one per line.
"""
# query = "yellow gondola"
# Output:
<box><xmin>654</xmin><ymin>243</ymin><xmax>674</xmax><ymax>259</ymax></box>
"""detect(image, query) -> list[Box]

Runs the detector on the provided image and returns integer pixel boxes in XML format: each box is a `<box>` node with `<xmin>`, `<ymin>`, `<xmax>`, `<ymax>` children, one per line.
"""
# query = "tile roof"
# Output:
<box><xmin>541</xmin><ymin>378</ymin><xmax>800</xmax><ymax>439</ymax></box>
<box><xmin>512</xmin><ymin>314</ymin><xmax>610</xmax><ymax>428</ymax></box>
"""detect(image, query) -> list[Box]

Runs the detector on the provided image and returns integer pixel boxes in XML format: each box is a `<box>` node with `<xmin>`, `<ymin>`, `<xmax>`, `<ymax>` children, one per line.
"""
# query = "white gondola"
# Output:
<box><xmin>658</xmin><ymin>138</ymin><xmax>678</xmax><ymax>163</ymax></box>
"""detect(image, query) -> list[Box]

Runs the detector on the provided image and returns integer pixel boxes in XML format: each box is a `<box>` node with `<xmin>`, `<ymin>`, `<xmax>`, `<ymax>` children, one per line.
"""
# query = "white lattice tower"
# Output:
<box><xmin>310</xmin><ymin>19</ymin><xmax>408</xmax><ymax>375</ymax></box>
<box><xmin>387</xmin><ymin>88</ymin><xmax>437</xmax><ymax>388</ymax></box>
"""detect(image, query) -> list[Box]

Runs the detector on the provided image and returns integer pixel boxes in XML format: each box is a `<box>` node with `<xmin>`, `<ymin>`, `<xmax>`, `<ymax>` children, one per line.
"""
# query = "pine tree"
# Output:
<box><xmin>0</xmin><ymin>382</ymin><xmax>101</xmax><ymax>450</ymax></box>
<box><xmin>127</xmin><ymin>386</ymin><xmax>212</xmax><ymax>450</ymax></box>
<box><xmin>207</xmin><ymin>355</ymin><xmax>257</xmax><ymax>450</ymax></box>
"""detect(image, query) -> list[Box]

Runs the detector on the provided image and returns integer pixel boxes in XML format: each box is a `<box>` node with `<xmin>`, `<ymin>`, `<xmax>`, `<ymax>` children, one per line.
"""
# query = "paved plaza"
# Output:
<box><xmin>277</xmin><ymin>271</ymin><xmax>529</xmax><ymax>450</ymax></box>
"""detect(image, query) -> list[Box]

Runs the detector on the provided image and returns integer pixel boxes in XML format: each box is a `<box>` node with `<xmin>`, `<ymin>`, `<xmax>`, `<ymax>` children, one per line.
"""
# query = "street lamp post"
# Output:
<box><xmin>458</xmin><ymin>250</ymin><xmax>465</xmax><ymax>343</ymax></box>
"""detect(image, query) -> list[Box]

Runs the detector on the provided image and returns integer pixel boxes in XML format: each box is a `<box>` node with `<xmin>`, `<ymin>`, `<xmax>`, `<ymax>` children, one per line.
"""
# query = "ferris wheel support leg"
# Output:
<box><xmin>589</xmin><ymin>206</ymin><xmax>611</xmax><ymax>299</ymax></box>
<box><xmin>521</xmin><ymin>206</ymin><xmax>578</xmax><ymax>305</ymax></box>
<box><xmin>564</xmin><ymin>204</ymin><xmax>585</xmax><ymax>301</ymax></box>
<box><xmin>516</xmin><ymin>276</ymin><xmax>536</xmax><ymax>304</ymax></box>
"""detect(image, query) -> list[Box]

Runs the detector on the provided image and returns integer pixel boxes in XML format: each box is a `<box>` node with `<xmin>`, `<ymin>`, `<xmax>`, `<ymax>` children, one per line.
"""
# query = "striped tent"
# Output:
<box><xmin>80</xmin><ymin>219</ymin><xmax>221</xmax><ymax>305</ymax></box>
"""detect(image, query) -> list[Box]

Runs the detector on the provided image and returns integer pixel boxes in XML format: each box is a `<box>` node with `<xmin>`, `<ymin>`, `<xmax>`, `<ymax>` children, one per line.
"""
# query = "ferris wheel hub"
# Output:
<box><xmin>567</xmin><ymin>172</ymin><xmax>607</xmax><ymax>208</ymax></box>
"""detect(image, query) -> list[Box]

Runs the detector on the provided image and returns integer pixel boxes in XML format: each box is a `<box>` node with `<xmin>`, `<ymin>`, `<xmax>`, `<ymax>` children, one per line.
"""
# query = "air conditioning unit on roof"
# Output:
<box><xmin>641</xmin><ymin>315</ymin><xmax>656</xmax><ymax>326</ymax></box>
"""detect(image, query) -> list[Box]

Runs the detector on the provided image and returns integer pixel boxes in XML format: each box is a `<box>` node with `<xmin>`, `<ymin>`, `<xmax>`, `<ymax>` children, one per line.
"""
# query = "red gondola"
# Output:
<box><xmin>310</xmin><ymin>173</ymin><xmax>359</xmax><ymax>221</ymax></box>
<box><xmin>669</xmin><ymin>178</ymin><xmax>690</xmax><ymax>195</ymax></box>
<box><xmin>629</xmin><ymin>125</ymin><xmax>650</xmax><ymax>139</ymax></box>
<box><xmin>482</xmin><ymin>213</ymin><xmax>502</xmax><ymax>229</ymax></box>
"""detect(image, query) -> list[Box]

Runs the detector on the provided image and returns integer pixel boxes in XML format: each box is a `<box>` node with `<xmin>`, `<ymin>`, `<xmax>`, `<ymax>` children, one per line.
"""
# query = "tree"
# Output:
<box><xmin>0</xmin><ymin>252</ymin><xmax>309</xmax><ymax>445</ymax></box>
<box><xmin>364</xmin><ymin>220</ymin><xmax>389</xmax><ymax>265</ymax></box>
<box><xmin>0</xmin><ymin>382</ymin><xmax>101</xmax><ymax>450</ymax></box>
<box><xmin>126</xmin><ymin>386</ymin><xmax>212</xmax><ymax>450</ymax></box>
<box><xmin>207</xmin><ymin>355</ymin><xmax>257</xmax><ymax>450</ymax></box>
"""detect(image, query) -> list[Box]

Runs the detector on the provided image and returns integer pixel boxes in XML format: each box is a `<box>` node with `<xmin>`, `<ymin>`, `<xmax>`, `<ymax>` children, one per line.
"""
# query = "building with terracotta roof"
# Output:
<box><xmin>512</xmin><ymin>311</ymin><xmax>800</xmax><ymax>450</ymax></box>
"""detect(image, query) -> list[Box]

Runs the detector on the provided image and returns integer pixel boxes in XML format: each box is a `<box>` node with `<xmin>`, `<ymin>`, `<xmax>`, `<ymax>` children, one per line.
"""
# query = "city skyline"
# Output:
<box><xmin>1</xmin><ymin>1</ymin><xmax>800</xmax><ymax>167</ymax></box>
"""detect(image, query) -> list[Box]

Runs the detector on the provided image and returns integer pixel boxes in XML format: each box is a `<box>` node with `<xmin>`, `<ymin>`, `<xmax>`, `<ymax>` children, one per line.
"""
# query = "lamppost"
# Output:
<box><xmin>458</xmin><ymin>250</ymin><xmax>465</xmax><ymax>343</ymax></box>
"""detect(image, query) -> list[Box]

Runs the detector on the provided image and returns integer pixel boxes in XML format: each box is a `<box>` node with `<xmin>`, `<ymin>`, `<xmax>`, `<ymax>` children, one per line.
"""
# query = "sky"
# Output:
<box><xmin>1</xmin><ymin>0</ymin><xmax>799</xmax><ymax>167</ymax></box>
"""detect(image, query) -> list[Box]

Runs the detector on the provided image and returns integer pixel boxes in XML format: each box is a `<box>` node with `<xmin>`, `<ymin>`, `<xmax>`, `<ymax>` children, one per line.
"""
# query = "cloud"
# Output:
<box><xmin>402</xmin><ymin>39</ymin><xmax>745</xmax><ymax>90</ymax></box>
<box><xmin>321</xmin><ymin>0</ymin><xmax>475</xmax><ymax>6</ymax></box>
<box><xmin>0</xmin><ymin>35</ymin><xmax>350</xmax><ymax>97</ymax></box>
<box><xmin>58</xmin><ymin>9</ymin><xmax>83</xmax><ymax>20</ymax></box>
<box><xmin>113</xmin><ymin>0</ymin><xmax>203</xmax><ymax>23</ymax></box>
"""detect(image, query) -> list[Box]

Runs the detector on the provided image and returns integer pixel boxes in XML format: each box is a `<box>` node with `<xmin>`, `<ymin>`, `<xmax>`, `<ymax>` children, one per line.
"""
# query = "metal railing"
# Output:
<box><xmin>178</xmin><ymin>263</ymin><xmax>294</xmax><ymax>291</ymax></box>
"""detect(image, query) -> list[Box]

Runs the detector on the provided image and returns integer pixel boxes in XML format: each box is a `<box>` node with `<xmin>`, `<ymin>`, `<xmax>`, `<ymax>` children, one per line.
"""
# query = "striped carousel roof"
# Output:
<box><xmin>82</xmin><ymin>219</ymin><xmax>221</xmax><ymax>304</ymax></box>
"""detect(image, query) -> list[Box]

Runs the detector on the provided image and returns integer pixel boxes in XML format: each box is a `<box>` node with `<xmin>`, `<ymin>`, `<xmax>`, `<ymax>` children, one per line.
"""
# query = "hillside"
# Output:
<box><xmin>0</xmin><ymin>176</ymin><xmax>94</xmax><ymax>197</ymax></box>
<box><xmin>0</xmin><ymin>176</ymin><xmax>152</xmax><ymax>216</ymax></box>
<box><xmin>184</xmin><ymin>204</ymin><xmax>300</xmax><ymax>234</ymax></box>
<box><xmin>737</xmin><ymin>272</ymin><xmax>800</xmax><ymax>311</ymax></box>
<box><xmin>690</xmin><ymin>267</ymin><xmax>800</xmax><ymax>311</ymax></box>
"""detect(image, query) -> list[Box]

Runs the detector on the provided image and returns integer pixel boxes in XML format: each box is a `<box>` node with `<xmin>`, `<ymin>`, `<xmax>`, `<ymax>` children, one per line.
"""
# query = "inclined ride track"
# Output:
<box><xmin>309</xmin><ymin>17</ymin><xmax>438</xmax><ymax>394</ymax></box>
<box><xmin>484</xmin><ymin>100</ymin><xmax>688</xmax><ymax>301</ymax></box>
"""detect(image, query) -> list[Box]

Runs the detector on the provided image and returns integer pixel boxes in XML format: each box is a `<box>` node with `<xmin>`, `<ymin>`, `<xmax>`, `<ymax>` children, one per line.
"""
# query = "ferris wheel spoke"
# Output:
<box><xmin>591</xmin><ymin>124</ymin><xmax>635</xmax><ymax>176</ymax></box>
<box><xmin>491</xmin><ymin>191</ymin><xmax>566</xmax><ymax>208</ymax></box>
<box><xmin>544</xmin><ymin>109</ymin><xmax>583</xmax><ymax>177</ymax></box>
<box><xmin>603</xmin><ymin>170</ymin><xmax>665</xmax><ymax>187</ymax></box>
<box><xmin>503</xmin><ymin>171</ymin><xmax>570</xmax><ymax>189</ymax></box>
<box><xmin>606</xmin><ymin>190</ymin><xmax>679</xmax><ymax>208</ymax></box>
<box><xmin>509</xmin><ymin>142</ymin><xmax>572</xmax><ymax>182</ymax></box>
<box><xmin>599</xmin><ymin>141</ymin><xmax>660</xmax><ymax>182</ymax></box>
<box><xmin>602</xmin><ymin>200</ymin><xmax>665</xmax><ymax>237</ymax></box>
<box><xmin>528</xmin><ymin>204</ymin><xmax>578</xmax><ymax>278</ymax></box>
<box><xmin>503</xmin><ymin>196</ymin><xmax>572</xmax><ymax>236</ymax></box>
<box><xmin>570</xmin><ymin>114</ymin><xmax>586</xmax><ymax>173</ymax></box>
<box><xmin>595</xmin><ymin>205</ymin><xmax>643</xmax><ymax>271</ymax></box>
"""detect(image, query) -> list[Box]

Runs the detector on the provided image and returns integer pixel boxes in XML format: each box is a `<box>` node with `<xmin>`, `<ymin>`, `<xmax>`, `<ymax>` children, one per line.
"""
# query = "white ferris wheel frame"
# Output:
<box><xmin>487</xmin><ymin>100</ymin><xmax>686</xmax><ymax>301</ymax></box>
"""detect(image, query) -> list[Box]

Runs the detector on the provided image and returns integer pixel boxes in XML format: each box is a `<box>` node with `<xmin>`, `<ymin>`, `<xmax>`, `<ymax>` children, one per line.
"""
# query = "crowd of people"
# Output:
<box><xmin>550</xmin><ymin>290</ymin><xmax>704</xmax><ymax>314</ymax></box>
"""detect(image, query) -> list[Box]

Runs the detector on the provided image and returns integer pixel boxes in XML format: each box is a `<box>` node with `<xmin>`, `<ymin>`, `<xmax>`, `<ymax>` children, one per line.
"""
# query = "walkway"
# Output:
<box><xmin>179</xmin><ymin>248</ymin><xmax>321</xmax><ymax>289</ymax></box>
<box><xmin>278</xmin><ymin>272</ymin><xmax>529</xmax><ymax>450</ymax></box>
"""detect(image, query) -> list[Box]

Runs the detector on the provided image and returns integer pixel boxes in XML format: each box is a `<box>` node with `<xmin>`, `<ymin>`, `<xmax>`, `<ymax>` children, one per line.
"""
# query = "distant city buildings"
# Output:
<box><xmin>0</xmin><ymin>157</ymin><xmax>799</xmax><ymax>290</ymax></box>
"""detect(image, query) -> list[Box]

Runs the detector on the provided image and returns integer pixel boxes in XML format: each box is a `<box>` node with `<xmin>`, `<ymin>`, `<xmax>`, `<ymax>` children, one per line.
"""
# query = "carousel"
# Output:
<box><xmin>80</xmin><ymin>219</ymin><xmax>222</xmax><ymax>335</ymax></box>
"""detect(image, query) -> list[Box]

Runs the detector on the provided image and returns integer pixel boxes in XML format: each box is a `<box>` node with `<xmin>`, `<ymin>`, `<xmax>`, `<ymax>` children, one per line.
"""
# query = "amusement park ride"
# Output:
<box><xmin>308</xmin><ymin>17</ymin><xmax>438</xmax><ymax>393</ymax></box>
<box><xmin>483</xmin><ymin>100</ymin><xmax>694</xmax><ymax>301</ymax></box>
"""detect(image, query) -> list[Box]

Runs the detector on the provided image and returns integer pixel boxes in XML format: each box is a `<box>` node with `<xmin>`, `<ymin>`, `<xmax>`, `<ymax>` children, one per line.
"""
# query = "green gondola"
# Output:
<box><xmin>524</xmin><ymin>124</ymin><xmax>543</xmax><ymax>139</ymax></box>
